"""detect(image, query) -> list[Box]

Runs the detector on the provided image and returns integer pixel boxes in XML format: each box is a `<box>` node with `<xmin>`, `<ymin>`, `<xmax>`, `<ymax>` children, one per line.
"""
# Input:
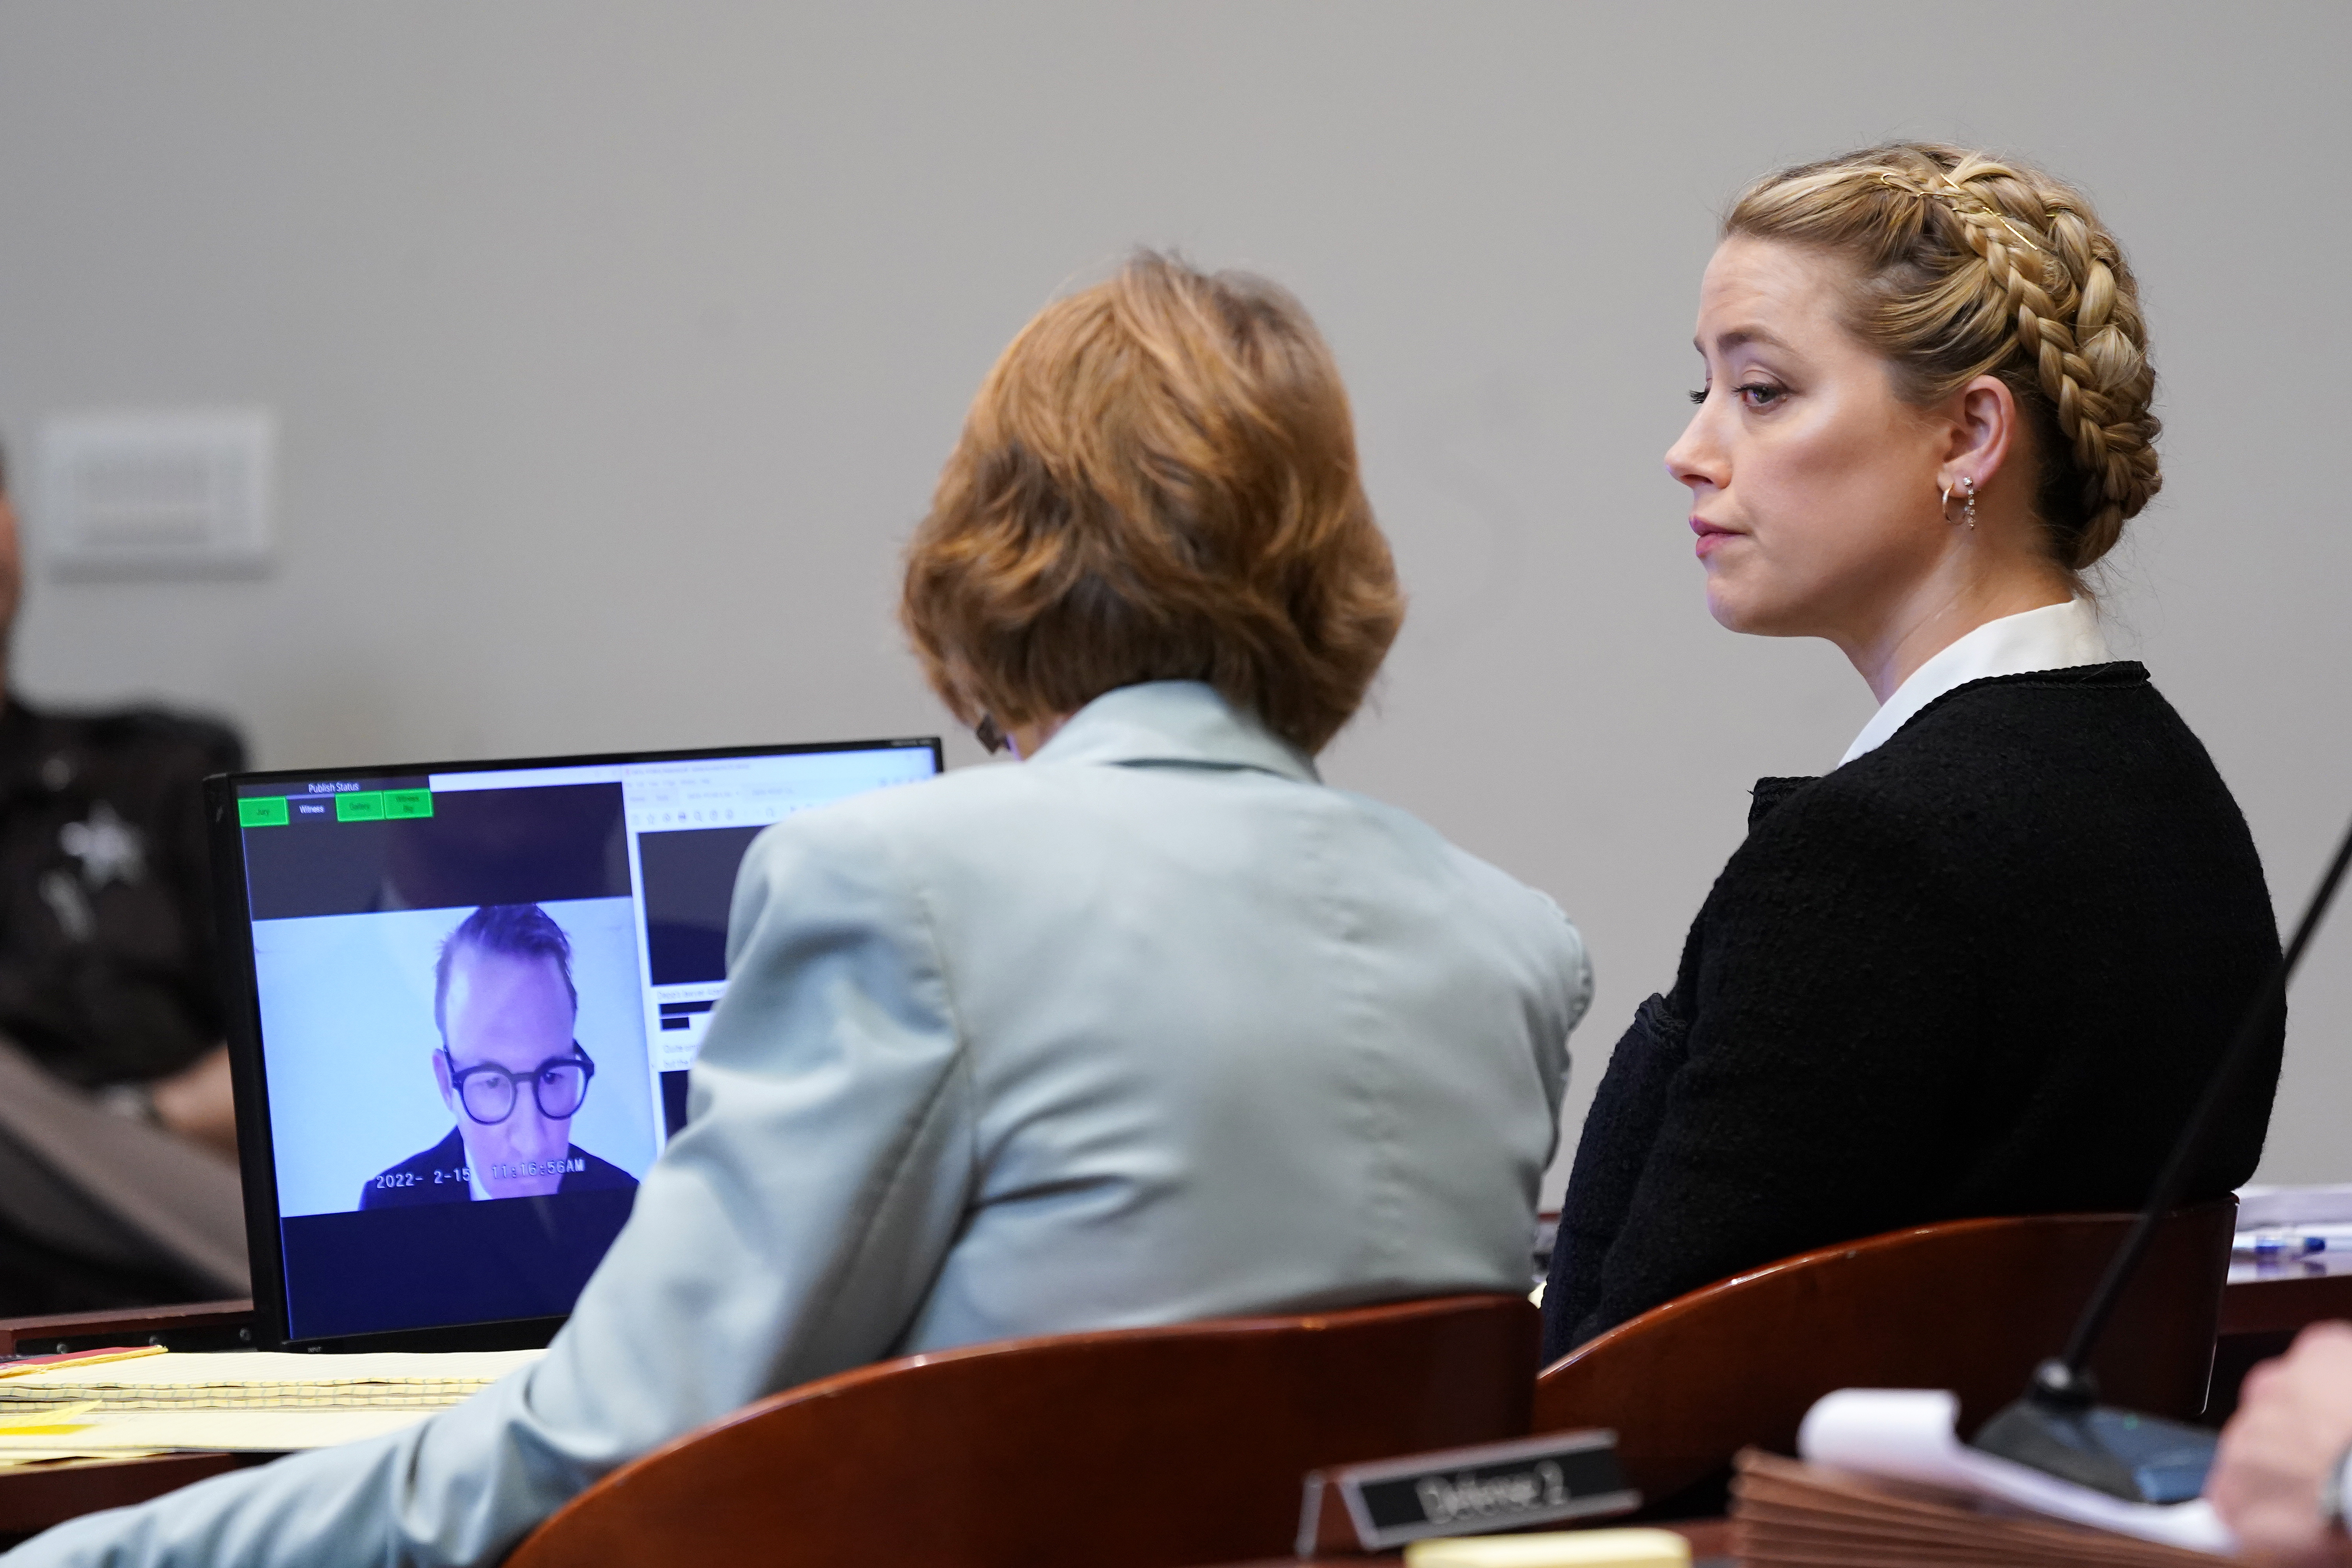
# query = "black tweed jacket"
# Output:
<box><xmin>1541</xmin><ymin>662</ymin><xmax>2282</xmax><ymax>1360</ymax></box>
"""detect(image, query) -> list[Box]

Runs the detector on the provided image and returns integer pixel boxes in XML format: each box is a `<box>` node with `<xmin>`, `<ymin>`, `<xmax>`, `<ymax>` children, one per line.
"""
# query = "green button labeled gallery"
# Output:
<box><xmin>333</xmin><ymin>792</ymin><xmax>386</xmax><ymax>822</ymax></box>
<box><xmin>336</xmin><ymin>788</ymin><xmax>430</xmax><ymax>820</ymax></box>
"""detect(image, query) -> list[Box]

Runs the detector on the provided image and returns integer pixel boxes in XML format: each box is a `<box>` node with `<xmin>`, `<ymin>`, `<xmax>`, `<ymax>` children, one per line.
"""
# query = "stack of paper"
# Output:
<box><xmin>1791</xmin><ymin>1388</ymin><xmax>2230</xmax><ymax>1552</ymax></box>
<box><xmin>0</xmin><ymin>1348</ymin><xmax>543</xmax><ymax>1461</ymax></box>
<box><xmin>1733</xmin><ymin>1449</ymin><xmax>2223</xmax><ymax>1565</ymax></box>
<box><xmin>0</xmin><ymin>1350</ymin><xmax>542</xmax><ymax>1411</ymax></box>
<box><xmin>2232</xmin><ymin>1183</ymin><xmax>2352</xmax><ymax>1258</ymax></box>
<box><xmin>2237</xmin><ymin>1184</ymin><xmax>2352</xmax><ymax>1227</ymax></box>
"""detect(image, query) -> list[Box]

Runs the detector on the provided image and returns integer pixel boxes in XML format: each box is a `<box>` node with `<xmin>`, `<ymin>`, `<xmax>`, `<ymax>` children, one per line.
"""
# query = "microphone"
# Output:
<box><xmin>1968</xmin><ymin>806</ymin><xmax>2352</xmax><ymax>1503</ymax></box>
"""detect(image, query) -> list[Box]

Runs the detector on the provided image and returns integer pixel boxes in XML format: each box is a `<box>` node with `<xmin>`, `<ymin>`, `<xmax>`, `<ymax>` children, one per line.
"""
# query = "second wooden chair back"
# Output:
<box><xmin>1534</xmin><ymin>1202</ymin><xmax>2236</xmax><ymax>1506</ymax></box>
<box><xmin>508</xmin><ymin>1292</ymin><xmax>1537</xmax><ymax>1568</ymax></box>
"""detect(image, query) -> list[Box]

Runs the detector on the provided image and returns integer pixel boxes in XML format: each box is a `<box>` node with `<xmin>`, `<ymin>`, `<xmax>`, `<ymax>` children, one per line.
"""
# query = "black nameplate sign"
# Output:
<box><xmin>1296</xmin><ymin>1428</ymin><xmax>1639</xmax><ymax>1553</ymax></box>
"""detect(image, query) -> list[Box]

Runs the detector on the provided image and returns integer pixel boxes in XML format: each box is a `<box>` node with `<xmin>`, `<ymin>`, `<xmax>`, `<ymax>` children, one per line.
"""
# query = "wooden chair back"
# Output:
<box><xmin>1534</xmin><ymin>1201</ymin><xmax>2236</xmax><ymax>1506</ymax></box>
<box><xmin>507</xmin><ymin>1293</ymin><xmax>1537</xmax><ymax>1568</ymax></box>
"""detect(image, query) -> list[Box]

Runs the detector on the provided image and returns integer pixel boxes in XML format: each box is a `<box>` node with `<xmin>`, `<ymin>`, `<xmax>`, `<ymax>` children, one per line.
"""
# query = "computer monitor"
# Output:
<box><xmin>206</xmin><ymin>737</ymin><xmax>942</xmax><ymax>1352</ymax></box>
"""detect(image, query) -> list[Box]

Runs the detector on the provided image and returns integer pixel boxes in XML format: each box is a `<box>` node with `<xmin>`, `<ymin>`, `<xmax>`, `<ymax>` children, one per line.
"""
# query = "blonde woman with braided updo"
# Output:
<box><xmin>1542</xmin><ymin>144</ymin><xmax>2282</xmax><ymax>1361</ymax></box>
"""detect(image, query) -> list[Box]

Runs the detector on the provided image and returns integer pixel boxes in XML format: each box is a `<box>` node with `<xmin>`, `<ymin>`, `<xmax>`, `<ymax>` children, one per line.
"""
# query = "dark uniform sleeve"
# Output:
<box><xmin>0</xmin><ymin>702</ymin><xmax>246</xmax><ymax>1087</ymax></box>
<box><xmin>1544</xmin><ymin>783</ymin><xmax>1984</xmax><ymax>1354</ymax></box>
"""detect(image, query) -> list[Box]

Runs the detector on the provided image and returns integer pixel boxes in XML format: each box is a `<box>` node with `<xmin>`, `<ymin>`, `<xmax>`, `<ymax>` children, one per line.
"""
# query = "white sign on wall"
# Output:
<box><xmin>34</xmin><ymin>409</ymin><xmax>276</xmax><ymax>579</ymax></box>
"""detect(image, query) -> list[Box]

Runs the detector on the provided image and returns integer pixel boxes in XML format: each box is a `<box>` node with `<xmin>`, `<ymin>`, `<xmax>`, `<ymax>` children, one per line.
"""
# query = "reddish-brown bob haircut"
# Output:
<box><xmin>900</xmin><ymin>252</ymin><xmax>1402</xmax><ymax>756</ymax></box>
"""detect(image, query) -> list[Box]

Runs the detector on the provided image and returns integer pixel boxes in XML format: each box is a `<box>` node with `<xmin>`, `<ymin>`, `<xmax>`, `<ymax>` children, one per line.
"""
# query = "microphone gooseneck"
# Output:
<box><xmin>2051</xmin><ymin>807</ymin><xmax>2352</xmax><ymax>1387</ymax></box>
<box><xmin>1968</xmin><ymin>806</ymin><xmax>2352</xmax><ymax>1503</ymax></box>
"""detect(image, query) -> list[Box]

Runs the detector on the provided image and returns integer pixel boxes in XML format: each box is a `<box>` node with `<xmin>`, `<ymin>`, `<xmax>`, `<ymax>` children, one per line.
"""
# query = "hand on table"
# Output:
<box><xmin>2210</xmin><ymin>1321</ymin><xmax>2352</xmax><ymax>1565</ymax></box>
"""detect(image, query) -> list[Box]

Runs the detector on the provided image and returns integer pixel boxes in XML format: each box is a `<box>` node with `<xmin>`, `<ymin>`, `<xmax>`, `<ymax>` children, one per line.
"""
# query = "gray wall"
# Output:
<box><xmin>1</xmin><ymin>2</ymin><xmax>2345</xmax><ymax>1198</ymax></box>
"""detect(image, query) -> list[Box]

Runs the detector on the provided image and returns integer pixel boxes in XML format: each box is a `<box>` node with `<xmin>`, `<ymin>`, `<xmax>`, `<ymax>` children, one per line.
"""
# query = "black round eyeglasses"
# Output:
<box><xmin>442</xmin><ymin>1042</ymin><xmax>597</xmax><ymax>1125</ymax></box>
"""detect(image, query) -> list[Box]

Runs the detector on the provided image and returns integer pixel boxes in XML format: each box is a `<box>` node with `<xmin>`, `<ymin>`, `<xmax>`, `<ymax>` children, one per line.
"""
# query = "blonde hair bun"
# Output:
<box><xmin>1727</xmin><ymin>143</ymin><xmax>2158</xmax><ymax>571</ymax></box>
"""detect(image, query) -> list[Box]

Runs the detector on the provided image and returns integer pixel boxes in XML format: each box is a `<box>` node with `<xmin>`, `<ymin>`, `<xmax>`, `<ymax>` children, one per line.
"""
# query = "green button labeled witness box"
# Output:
<box><xmin>383</xmin><ymin>789</ymin><xmax>434</xmax><ymax>820</ymax></box>
<box><xmin>334</xmin><ymin>792</ymin><xmax>387</xmax><ymax>822</ymax></box>
<box><xmin>238</xmin><ymin>796</ymin><xmax>290</xmax><ymax>828</ymax></box>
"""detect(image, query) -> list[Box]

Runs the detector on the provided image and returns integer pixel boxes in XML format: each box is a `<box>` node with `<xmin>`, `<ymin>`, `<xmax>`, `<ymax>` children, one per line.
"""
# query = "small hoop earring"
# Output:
<box><xmin>1941</xmin><ymin>476</ymin><xmax>1978</xmax><ymax>531</ymax></box>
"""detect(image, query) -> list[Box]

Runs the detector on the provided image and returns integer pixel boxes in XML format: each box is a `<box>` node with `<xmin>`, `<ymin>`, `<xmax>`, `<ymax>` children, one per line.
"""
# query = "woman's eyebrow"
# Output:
<box><xmin>1696</xmin><ymin>326</ymin><xmax>1791</xmax><ymax>356</ymax></box>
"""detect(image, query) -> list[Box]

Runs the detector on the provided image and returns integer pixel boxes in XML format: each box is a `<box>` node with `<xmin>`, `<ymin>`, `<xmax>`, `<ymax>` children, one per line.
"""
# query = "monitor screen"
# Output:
<box><xmin>220</xmin><ymin>740</ymin><xmax>940</xmax><ymax>1346</ymax></box>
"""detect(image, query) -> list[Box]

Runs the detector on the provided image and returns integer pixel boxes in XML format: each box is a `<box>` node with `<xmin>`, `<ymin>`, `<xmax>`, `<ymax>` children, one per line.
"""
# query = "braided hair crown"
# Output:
<box><xmin>1725</xmin><ymin>143</ymin><xmax>2159</xmax><ymax>572</ymax></box>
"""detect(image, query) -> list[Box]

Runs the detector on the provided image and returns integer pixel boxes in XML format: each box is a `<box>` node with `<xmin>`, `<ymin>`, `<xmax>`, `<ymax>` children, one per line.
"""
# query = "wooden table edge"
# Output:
<box><xmin>2221</xmin><ymin>1272</ymin><xmax>2352</xmax><ymax>1338</ymax></box>
<box><xmin>0</xmin><ymin>1451</ymin><xmax>272</xmax><ymax>1538</ymax></box>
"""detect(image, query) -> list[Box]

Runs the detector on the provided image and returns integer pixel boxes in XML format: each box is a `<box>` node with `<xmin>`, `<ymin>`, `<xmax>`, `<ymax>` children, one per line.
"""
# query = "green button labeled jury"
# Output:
<box><xmin>334</xmin><ymin>792</ymin><xmax>386</xmax><ymax>822</ymax></box>
<box><xmin>238</xmin><ymin>796</ymin><xmax>290</xmax><ymax>828</ymax></box>
<box><xmin>383</xmin><ymin>789</ymin><xmax>434</xmax><ymax>820</ymax></box>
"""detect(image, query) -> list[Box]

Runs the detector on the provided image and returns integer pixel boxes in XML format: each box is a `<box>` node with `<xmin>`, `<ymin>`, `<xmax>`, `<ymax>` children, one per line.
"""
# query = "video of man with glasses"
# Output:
<box><xmin>243</xmin><ymin>779</ymin><xmax>661</xmax><ymax>1231</ymax></box>
<box><xmin>358</xmin><ymin>904</ymin><xmax>639</xmax><ymax>1209</ymax></box>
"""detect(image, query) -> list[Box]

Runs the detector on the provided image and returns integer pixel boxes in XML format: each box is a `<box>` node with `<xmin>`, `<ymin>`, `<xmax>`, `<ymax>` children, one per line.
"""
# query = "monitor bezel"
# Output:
<box><xmin>205</xmin><ymin>734</ymin><xmax>944</xmax><ymax>1353</ymax></box>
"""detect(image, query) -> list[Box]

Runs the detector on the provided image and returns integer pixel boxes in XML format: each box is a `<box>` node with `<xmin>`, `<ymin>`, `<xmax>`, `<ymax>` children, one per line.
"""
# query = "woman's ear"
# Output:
<box><xmin>1938</xmin><ymin>374</ymin><xmax>2020</xmax><ymax>495</ymax></box>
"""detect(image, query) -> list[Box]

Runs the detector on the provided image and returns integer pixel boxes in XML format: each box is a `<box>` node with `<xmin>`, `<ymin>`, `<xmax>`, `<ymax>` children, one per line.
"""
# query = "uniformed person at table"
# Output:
<box><xmin>0</xmin><ymin>434</ymin><xmax>254</xmax><ymax>1316</ymax></box>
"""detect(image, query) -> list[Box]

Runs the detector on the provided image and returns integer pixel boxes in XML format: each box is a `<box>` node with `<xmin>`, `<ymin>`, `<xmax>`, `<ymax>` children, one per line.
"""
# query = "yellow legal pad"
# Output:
<box><xmin>1405</xmin><ymin>1528</ymin><xmax>1692</xmax><ymax>1568</ymax></box>
<box><xmin>0</xmin><ymin>1348</ymin><xmax>547</xmax><ymax>1455</ymax></box>
<box><xmin>0</xmin><ymin>1349</ymin><xmax>543</xmax><ymax>1410</ymax></box>
<box><xmin>0</xmin><ymin>1408</ymin><xmax>438</xmax><ymax>1454</ymax></box>
<box><xmin>0</xmin><ymin>1347</ymin><xmax>166</xmax><ymax>1380</ymax></box>
<box><xmin>0</xmin><ymin>1401</ymin><xmax>98</xmax><ymax>1436</ymax></box>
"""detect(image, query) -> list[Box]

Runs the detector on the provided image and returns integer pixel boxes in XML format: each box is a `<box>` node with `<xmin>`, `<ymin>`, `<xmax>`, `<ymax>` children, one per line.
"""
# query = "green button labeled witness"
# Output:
<box><xmin>334</xmin><ymin>792</ymin><xmax>387</xmax><ymax>822</ymax></box>
<box><xmin>383</xmin><ymin>789</ymin><xmax>434</xmax><ymax>820</ymax></box>
<box><xmin>238</xmin><ymin>796</ymin><xmax>290</xmax><ymax>828</ymax></box>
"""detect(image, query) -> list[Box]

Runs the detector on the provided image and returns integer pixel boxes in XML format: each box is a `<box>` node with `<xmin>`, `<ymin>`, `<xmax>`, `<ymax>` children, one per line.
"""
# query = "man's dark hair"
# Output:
<box><xmin>433</xmin><ymin>904</ymin><xmax>578</xmax><ymax>1040</ymax></box>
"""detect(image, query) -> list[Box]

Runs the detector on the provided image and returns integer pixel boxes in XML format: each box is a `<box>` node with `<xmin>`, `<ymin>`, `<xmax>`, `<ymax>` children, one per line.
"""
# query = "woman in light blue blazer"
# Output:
<box><xmin>10</xmin><ymin>254</ymin><xmax>1591</xmax><ymax>1568</ymax></box>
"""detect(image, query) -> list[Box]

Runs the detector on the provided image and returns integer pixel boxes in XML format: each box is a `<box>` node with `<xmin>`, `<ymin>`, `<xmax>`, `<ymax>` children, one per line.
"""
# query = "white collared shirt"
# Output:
<box><xmin>1840</xmin><ymin>598</ymin><xmax>2111</xmax><ymax>766</ymax></box>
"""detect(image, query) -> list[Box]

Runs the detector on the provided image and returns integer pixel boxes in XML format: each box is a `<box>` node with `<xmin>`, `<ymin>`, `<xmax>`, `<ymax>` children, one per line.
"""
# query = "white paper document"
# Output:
<box><xmin>2236</xmin><ymin>1184</ymin><xmax>2352</xmax><ymax>1228</ymax></box>
<box><xmin>1797</xmin><ymin>1388</ymin><xmax>2233</xmax><ymax>1556</ymax></box>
